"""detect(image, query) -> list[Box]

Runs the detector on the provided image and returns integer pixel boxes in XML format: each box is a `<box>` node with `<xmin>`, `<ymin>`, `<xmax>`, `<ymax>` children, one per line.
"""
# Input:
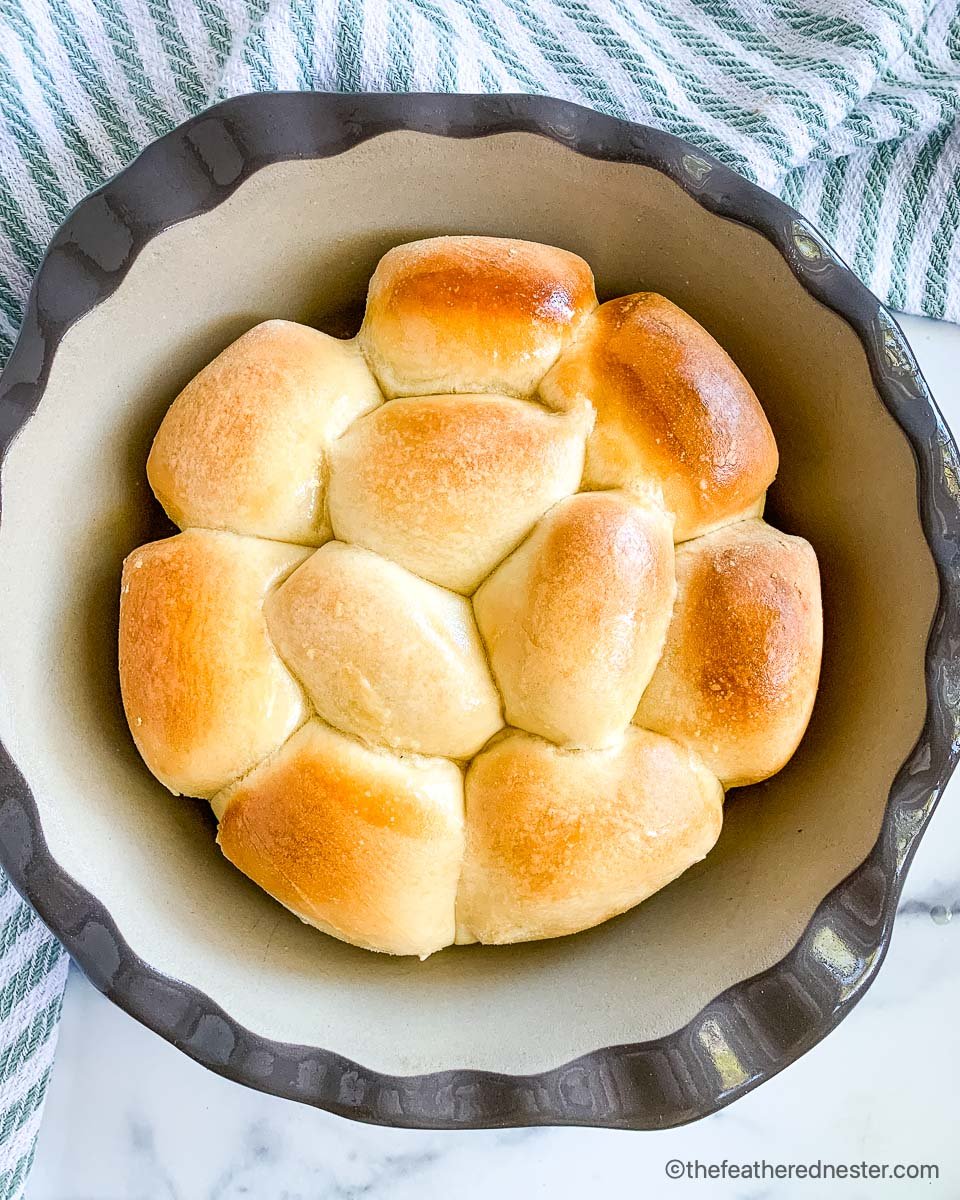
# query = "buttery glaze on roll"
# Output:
<box><xmin>634</xmin><ymin>519</ymin><xmax>822</xmax><ymax>787</ymax></box>
<box><xmin>359</xmin><ymin>236</ymin><xmax>598</xmax><ymax>398</ymax></box>
<box><xmin>539</xmin><ymin>293</ymin><xmax>779</xmax><ymax>540</ymax></box>
<box><xmin>215</xmin><ymin>720</ymin><xmax>465</xmax><ymax>960</ymax></box>
<box><xmin>121</xmin><ymin>234</ymin><xmax>823</xmax><ymax>958</ymax></box>
<box><xmin>148</xmin><ymin>320</ymin><xmax>382</xmax><ymax>545</ymax></box>
<box><xmin>327</xmin><ymin>393</ymin><xmax>592</xmax><ymax>593</ymax></box>
<box><xmin>456</xmin><ymin>727</ymin><xmax>723</xmax><ymax>946</ymax></box>
<box><xmin>473</xmin><ymin>491</ymin><xmax>675</xmax><ymax>748</ymax></box>
<box><xmin>118</xmin><ymin>529</ymin><xmax>310</xmax><ymax>798</ymax></box>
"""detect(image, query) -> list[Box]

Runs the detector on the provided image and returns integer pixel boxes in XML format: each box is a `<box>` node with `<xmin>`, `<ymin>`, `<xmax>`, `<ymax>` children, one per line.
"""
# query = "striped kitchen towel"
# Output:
<box><xmin>0</xmin><ymin>880</ymin><xmax>67</xmax><ymax>1200</ymax></box>
<box><xmin>0</xmin><ymin>0</ymin><xmax>958</xmax><ymax>1195</ymax></box>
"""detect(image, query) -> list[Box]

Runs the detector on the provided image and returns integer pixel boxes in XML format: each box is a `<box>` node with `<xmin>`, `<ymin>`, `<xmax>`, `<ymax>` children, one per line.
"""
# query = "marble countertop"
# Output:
<box><xmin>27</xmin><ymin>312</ymin><xmax>960</xmax><ymax>1200</ymax></box>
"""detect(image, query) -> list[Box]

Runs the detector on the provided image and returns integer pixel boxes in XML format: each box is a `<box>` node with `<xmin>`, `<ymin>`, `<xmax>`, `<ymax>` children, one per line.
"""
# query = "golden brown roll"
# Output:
<box><xmin>214</xmin><ymin>720</ymin><xmax>465</xmax><ymax>958</ymax></box>
<box><xmin>539</xmin><ymin>293</ymin><xmax>779</xmax><ymax>540</ymax></box>
<box><xmin>265</xmin><ymin>541</ymin><xmax>503</xmax><ymax>758</ymax></box>
<box><xmin>634</xmin><ymin>518</ymin><xmax>822</xmax><ymax>787</ymax></box>
<box><xmin>473</xmin><ymin>491</ymin><xmax>675</xmax><ymax>748</ymax></box>
<box><xmin>147</xmin><ymin>320</ymin><xmax>382</xmax><ymax>545</ymax></box>
<box><xmin>359</xmin><ymin>236</ymin><xmax>598</xmax><ymax>398</ymax></box>
<box><xmin>456</xmin><ymin>727</ymin><xmax>723</xmax><ymax>945</ymax></box>
<box><xmin>118</xmin><ymin>529</ymin><xmax>310</xmax><ymax>798</ymax></box>
<box><xmin>327</xmin><ymin>393</ymin><xmax>592</xmax><ymax>593</ymax></box>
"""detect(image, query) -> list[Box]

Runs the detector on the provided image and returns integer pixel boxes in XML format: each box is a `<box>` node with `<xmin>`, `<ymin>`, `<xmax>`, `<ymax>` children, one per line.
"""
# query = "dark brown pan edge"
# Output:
<box><xmin>0</xmin><ymin>92</ymin><xmax>958</xmax><ymax>1131</ymax></box>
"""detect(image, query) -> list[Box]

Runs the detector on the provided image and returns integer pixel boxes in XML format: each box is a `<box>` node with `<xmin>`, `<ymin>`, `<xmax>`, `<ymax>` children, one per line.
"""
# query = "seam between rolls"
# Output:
<box><xmin>209</xmin><ymin>552</ymin><xmax>321</xmax><ymax>820</ymax></box>
<box><xmin>150</xmin><ymin>516</ymin><xmax>329</xmax><ymax>553</ymax></box>
<box><xmin>209</xmin><ymin>710</ymin><xmax>315</xmax><ymax>821</ymax></box>
<box><xmin>671</xmin><ymin>496</ymin><xmax>768</xmax><ymax>547</ymax></box>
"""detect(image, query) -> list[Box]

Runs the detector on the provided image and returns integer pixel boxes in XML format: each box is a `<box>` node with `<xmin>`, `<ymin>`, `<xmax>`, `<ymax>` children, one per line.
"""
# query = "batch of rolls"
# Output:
<box><xmin>119</xmin><ymin>236</ymin><xmax>822</xmax><ymax>959</ymax></box>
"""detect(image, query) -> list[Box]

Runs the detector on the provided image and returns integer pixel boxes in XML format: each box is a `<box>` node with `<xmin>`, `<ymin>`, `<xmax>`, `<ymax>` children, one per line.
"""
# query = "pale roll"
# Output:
<box><xmin>265</xmin><ymin>541</ymin><xmax>503</xmax><ymax>758</ymax></box>
<box><xmin>327</xmin><ymin>393</ymin><xmax>592</xmax><ymax>593</ymax></box>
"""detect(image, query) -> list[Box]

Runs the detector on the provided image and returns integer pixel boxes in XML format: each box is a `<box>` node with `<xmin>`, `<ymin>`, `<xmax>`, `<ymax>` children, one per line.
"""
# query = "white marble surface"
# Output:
<box><xmin>27</xmin><ymin>312</ymin><xmax>960</xmax><ymax>1200</ymax></box>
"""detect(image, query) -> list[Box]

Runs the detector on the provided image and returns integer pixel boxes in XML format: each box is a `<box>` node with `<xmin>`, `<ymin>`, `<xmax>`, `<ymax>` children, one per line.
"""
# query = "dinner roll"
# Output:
<box><xmin>456</xmin><ymin>727</ymin><xmax>723</xmax><ymax>945</ymax></box>
<box><xmin>634</xmin><ymin>519</ymin><xmax>822</xmax><ymax>787</ymax></box>
<box><xmin>327</xmin><ymin>394</ymin><xmax>592</xmax><ymax>593</ymax></box>
<box><xmin>118</xmin><ymin>529</ymin><xmax>310</xmax><ymax>798</ymax></box>
<box><xmin>539</xmin><ymin>293</ymin><xmax>779</xmax><ymax>540</ymax></box>
<box><xmin>359</xmin><ymin>236</ymin><xmax>597</xmax><ymax>399</ymax></box>
<box><xmin>214</xmin><ymin>720</ymin><xmax>465</xmax><ymax>958</ymax></box>
<box><xmin>147</xmin><ymin>320</ymin><xmax>381</xmax><ymax>545</ymax></box>
<box><xmin>473</xmin><ymin>491</ymin><xmax>675</xmax><ymax>748</ymax></box>
<box><xmin>265</xmin><ymin>542</ymin><xmax>503</xmax><ymax>758</ymax></box>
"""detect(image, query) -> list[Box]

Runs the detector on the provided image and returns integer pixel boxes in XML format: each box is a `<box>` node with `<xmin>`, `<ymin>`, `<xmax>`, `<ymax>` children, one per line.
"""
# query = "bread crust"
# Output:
<box><xmin>147</xmin><ymin>320</ymin><xmax>381</xmax><ymax>545</ymax></box>
<box><xmin>540</xmin><ymin>293</ymin><xmax>779</xmax><ymax>540</ymax></box>
<box><xmin>474</xmin><ymin>491</ymin><xmax>676</xmax><ymax>747</ymax></box>
<box><xmin>359</xmin><ymin>236</ymin><xmax>598</xmax><ymax>398</ymax></box>
<box><xmin>266</xmin><ymin>542</ymin><xmax>503</xmax><ymax>758</ymax></box>
<box><xmin>118</xmin><ymin>529</ymin><xmax>310</xmax><ymax>798</ymax></box>
<box><xmin>215</xmin><ymin>720</ymin><xmax>465</xmax><ymax>958</ymax></box>
<box><xmin>457</xmin><ymin>726</ymin><xmax>723</xmax><ymax>945</ymax></box>
<box><xmin>634</xmin><ymin>519</ymin><xmax>823</xmax><ymax>787</ymax></box>
<box><xmin>327</xmin><ymin>393</ymin><xmax>592</xmax><ymax>593</ymax></box>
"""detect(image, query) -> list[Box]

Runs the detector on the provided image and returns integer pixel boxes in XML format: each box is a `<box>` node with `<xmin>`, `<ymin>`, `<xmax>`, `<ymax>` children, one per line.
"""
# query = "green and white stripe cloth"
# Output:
<box><xmin>0</xmin><ymin>880</ymin><xmax>67</xmax><ymax>1200</ymax></box>
<box><xmin>0</xmin><ymin>0</ymin><xmax>958</xmax><ymax>1194</ymax></box>
<box><xmin>0</xmin><ymin>0</ymin><xmax>957</xmax><ymax>364</ymax></box>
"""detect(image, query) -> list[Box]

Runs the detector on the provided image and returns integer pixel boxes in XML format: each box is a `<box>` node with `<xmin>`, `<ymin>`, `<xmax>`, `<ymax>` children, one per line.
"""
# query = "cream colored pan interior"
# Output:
<box><xmin>0</xmin><ymin>131</ymin><xmax>936</xmax><ymax>1074</ymax></box>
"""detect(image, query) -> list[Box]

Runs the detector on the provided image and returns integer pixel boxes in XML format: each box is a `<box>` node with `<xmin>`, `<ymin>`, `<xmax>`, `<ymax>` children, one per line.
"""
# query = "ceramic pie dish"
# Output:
<box><xmin>0</xmin><ymin>92</ymin><xmax>958</xmax><ymax>1129</ymax></box>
